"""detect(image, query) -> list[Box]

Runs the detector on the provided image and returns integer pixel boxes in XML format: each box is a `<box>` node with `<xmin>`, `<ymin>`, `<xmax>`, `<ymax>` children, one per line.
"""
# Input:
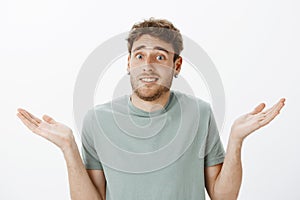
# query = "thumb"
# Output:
<box><xmin>42</xmin><ymin>114</ymin><xmax>56</xmax><ymax>124</ymax></box>
<box><xmin>250</xmin><ymin>103</ymin><xmax>266</xmax><ymax>115</ymax></box>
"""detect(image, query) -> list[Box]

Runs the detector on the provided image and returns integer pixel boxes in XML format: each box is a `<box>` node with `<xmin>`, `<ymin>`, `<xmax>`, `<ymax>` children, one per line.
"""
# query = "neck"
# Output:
<box><xmin>130</xmin><ymin>91</ymin><xmax>171</xmax><ymax>112</ymax></box>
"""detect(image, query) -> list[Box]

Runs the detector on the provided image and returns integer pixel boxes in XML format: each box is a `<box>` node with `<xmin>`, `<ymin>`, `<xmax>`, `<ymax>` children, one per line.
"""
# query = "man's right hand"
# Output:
<box><xmin>17</xmin><ymin>108</ymin><xmax>105</xmax><ymax>200</ymax></box>
<box><xmin>16</xmin><ymin>108</ymin><xmax>74</xmax><ymax>152</ymax></box>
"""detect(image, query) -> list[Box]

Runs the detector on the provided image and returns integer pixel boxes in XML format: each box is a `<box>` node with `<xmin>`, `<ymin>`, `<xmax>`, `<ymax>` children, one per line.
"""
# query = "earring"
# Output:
<box><xmin>174</xmin><ymin>74</ymin><xmax>178</xmax><ymax>78</ymax></box>
<box><xmin>127</xmin><ymin>71</ymin><xmax>130</xmax><ymax>75</ymax></box>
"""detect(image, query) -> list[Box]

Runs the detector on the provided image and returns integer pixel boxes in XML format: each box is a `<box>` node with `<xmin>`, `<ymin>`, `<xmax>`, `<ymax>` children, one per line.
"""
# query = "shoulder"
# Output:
<box><xmin>172</xmin><ymin>90</ymin><xmax>212</xmax><ymax>114</ymax></box>
<box><xmin>84</xmin><ymin>95</ymin><xmax>128</xmax><ymax>120</ymax></box>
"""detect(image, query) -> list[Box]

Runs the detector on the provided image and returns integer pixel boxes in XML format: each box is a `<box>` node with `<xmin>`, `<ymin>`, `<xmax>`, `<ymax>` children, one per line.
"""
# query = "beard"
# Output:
<box><xmin>130</xmin><ymin>76</ymin><xmax>171</xmax><ymax>102</ymax></box>
<box><xmin>135</xmin><ymin>85</ymin><xmax>169</xmax><ymax>101</ymax></box>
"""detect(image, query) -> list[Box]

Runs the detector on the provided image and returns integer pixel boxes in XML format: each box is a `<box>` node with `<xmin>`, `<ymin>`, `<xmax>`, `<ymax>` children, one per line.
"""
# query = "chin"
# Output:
<box><xmin>135</xmin><ymin>87</ymin><xmax>169</xmax><ymax>102</ymax></box>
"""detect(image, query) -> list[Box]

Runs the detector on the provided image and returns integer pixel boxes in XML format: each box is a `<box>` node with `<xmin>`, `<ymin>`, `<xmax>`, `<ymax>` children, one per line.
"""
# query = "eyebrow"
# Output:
<box><xmin>132</xmin><ymin>45</ymin><xmax>170</xmax><ymax>54</ymax></box>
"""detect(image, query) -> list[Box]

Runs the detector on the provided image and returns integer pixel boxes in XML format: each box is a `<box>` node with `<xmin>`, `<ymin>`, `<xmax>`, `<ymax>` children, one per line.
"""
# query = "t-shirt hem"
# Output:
<box><xmin>84</xmin><ymin>164</ymin><xmax>103</xmax><ymax>170</ymax></box>
<box><xmin>204</xmin><ymin>156</ymin><xmax>225</xmax><ymax>167</ymax></box>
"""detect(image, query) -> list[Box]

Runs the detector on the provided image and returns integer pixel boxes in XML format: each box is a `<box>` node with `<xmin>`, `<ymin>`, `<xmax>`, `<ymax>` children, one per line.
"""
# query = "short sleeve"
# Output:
<box><xmin>81</xmin><ymin>110</ymin><xmax>103</xmax><ymax>170</ymax></box>
<box><xmin>204</xmin><ymin>106</ymin><xmax>225</xmax><ymax>167</ymax></box>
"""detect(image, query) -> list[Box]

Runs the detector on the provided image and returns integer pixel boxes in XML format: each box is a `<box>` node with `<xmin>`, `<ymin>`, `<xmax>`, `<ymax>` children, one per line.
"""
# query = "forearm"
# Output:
<box><xmin>62</xmin><ymin>141</ymin><xmax>103</xmax><ymax>200</ymax></box>
<box><xmin>209</xmin><ymin>98</ymin><xmax>285</xmax><ymax>199</ymax></box>
<box><xmin>213</xmin><ymin>134</ymin><xmax>243</xmax><ymax>200</ymax></box>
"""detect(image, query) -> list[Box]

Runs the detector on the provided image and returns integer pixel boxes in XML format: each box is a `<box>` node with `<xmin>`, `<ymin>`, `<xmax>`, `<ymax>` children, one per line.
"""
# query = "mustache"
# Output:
<box><xmin>138</xmin><ymin>73</ymin><xmax>160</xmax><ymax>78</ymax></box>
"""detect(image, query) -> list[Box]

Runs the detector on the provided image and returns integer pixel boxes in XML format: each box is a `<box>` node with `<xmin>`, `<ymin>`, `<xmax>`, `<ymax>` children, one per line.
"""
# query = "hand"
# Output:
<box><xmin>230</xmin><ymin>98</ymin><xmax>286</xmax><ymax>142</ymax></box>
<box><xmin>16</xmin><ymin>108</ymin><xmax>74</xmax><ymax>152</ymax></box>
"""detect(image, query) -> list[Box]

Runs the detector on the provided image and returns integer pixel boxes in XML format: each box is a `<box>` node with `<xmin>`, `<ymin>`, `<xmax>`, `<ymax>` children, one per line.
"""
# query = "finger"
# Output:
<box><xmin>17</xmin><ymin>108</ymin><xmax>42</xmax><ymax>126</ymax></box>
<box><xmin>259</xmin><ymin>100</ymin><xmax>285</xmax><ymax>126</ymax></box>
<box><xmin>279</xmin><ymin>98</ymin><xmax>286</xmax><ymax>104</ymax></box>
<box><xmin>26</xmin><ymin>110</ymin><xmax>42</xmax><ymax>124</ymax></box>
<box><xmin>17</xmin><ymin>113</ymin><xmax>49</xmax><ymax>138</ymax></box>
<box><xmin>17</xmin><ymin>109</ymin><xmax>40</xmax><ymax>127</ymax></box>
<box><xmin>258</xmin><ymin>104</ymin><xmax>276</xmax><ymax>116</ymax></box>
<box><xmin>261</xmin><ymin>98</ymin><xmax>286</xmax><ymax>116</ymax></box>
<box><xmin>250</xmin><ymin>103</ymin><xmax>266</xmax><ymax>115</ymax></box>
<box><xmin>17</xmin><ymin>112</ymin><xmax>38</xmax><ymax>131</ymax></box>
<box><xmin>42</xmin><ymin>114</ymin><xmax>56</xmax><ymax>124</ymax></box>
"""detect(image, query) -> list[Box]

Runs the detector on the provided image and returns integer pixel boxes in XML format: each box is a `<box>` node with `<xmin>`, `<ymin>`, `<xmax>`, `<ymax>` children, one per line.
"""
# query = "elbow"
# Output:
<box><xmin>70</xmin><ymin>194</ymin><xmax>104</xmax><ymax>200</ymax></box>
<box><xmin>211</xmin><ymin>186</ymin><xmax>239</xmax><ymax>200</ymax></box>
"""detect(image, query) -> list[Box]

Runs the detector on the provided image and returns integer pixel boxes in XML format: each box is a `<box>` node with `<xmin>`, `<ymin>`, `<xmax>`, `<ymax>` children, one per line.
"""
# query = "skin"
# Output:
<box><xmin>127</xmin><ymin>34</ymin><xmax>182</xmax><ymax>112</ymax></box>
<box><xmin>16</xmin><ymin>34</ymin><xmax>286</xmax><ymax>200</ymax></box>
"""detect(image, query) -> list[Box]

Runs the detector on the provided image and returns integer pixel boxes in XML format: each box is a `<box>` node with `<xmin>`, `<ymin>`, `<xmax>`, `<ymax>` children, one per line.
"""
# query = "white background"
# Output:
<box><xmin>1</xmin><ymin>0</ymin><xmax>299</xmax><ymax>199</ymax></box>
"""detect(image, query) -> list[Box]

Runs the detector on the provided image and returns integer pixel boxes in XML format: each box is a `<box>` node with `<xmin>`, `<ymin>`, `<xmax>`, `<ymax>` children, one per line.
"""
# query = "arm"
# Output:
<box><xmin>87</xmin><ymin>170</ymin><xmax>107</xmax><ymax>199</ymax></box>
<box><xmin>205</xmin><ymin>98</ymin><xmax>285</xmax><ymax>200</ymax></box>
<box><xmin>205</xmin><ymin>137</ymin><xmax>243</xmax><ymax>200</ymax></box>
<box><xmin>16</xmin><ymin>108</ymin><xmax>104</xmax><ymax>200</ymax></box>
<box><xmin>64</xmin><ymin>142</ymin><xmax>105</xmax><ymax>200</ymax></box>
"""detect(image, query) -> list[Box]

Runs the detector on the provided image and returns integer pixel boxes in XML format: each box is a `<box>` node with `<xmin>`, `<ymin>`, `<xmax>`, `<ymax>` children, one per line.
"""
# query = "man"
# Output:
<box><xmin>17</xmin><ymin>18</ymin><xmax>285</xmax><ymax>200</ymax></box>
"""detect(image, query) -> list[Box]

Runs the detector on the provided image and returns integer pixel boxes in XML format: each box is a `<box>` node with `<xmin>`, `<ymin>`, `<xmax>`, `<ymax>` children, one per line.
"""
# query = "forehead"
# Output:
<box><xmin>131</xmin><ymin>34</ymin><xmax>175</xmax><ymax>53</ymax></box>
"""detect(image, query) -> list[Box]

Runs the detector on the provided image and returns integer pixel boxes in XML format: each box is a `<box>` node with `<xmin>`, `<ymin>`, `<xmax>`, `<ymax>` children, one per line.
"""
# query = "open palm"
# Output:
<box><xmin>17</xmin><ymin>108</ymin><xmax>74</xmax><ymax>151</ymax></box>
<box><xmin>231</xmin><ymin>98</ymin><xmax>285</xmax><ymax>141</ymax></box>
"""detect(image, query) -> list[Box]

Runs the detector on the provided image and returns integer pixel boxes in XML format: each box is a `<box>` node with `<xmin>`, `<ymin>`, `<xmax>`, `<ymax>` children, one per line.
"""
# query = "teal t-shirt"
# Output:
<box><xmin>81</xmin><ymin>90</ymin><xmax>225</xmax><ymax>200</ymax></box>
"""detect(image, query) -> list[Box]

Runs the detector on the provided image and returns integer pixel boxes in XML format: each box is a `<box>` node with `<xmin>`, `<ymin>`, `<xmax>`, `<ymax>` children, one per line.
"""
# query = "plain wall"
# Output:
<box><xmin>1</xmin><ymin>0</ymin><xmax>299</xmax><ymax>199</ymax></box>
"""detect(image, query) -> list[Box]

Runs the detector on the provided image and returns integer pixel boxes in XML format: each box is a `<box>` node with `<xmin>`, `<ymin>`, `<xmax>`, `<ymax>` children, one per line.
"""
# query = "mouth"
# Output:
<box><xmin>139</xmin><ymin>77</ymin><xmax>159</xmax><ymax>84</ymax></box>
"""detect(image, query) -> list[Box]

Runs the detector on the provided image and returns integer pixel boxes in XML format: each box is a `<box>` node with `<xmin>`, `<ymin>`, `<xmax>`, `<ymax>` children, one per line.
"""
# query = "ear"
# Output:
<box><xmin>174</xmin><ymin>56</ymin><xmax>182</xmax><ymax>75</ymax></box>
<box><xmin>127</xmin><ymin>54</ymin><xmax>131</xmax><ymax>73</ymax></box>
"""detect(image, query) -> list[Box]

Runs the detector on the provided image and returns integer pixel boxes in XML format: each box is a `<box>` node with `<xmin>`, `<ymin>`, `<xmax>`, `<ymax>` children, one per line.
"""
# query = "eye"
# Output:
<box><xmin>156</xmin><ymin>55</ymin><xmax>165</xmax><ymax>60</ymax></box>
<box><xmin>135</xmin><ymin>54</ymin><xmax>143</xmax><ymax>59</ymax></box>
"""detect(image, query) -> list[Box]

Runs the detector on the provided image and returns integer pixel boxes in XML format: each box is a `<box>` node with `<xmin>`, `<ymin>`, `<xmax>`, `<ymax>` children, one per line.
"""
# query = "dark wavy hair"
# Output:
<box><xmin>126</xmin><ymin>18</ymin><xmax>184</xmax><ymax>62</ymax></box>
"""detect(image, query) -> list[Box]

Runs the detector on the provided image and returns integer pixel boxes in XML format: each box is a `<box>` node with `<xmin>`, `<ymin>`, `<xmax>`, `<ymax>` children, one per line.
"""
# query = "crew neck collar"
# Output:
<box><xmin>127</xmin><ymin>90</ymin><xmax>174</xmax><ymax>117</ymax></box>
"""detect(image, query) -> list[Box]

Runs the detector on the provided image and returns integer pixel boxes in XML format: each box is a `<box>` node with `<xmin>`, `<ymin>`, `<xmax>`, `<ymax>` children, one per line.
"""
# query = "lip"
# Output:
<box><xmin>139</xmin><ymin>77</ymin><xmax>159</xmax><ymax>84</ymax></box>
<box><xmin>139</xmin><ymin>76</ymin><xmax>159</xmax><ymax>80</ymax></box>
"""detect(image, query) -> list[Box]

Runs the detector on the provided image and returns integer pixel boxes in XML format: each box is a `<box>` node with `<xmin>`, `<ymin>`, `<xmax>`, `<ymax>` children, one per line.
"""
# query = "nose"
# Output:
<box><xmin>145</xmin><ymin>53</ymin><xmax>154</xmax><ymax>65</ymax></box>
<box><xmin>143</xmin><ymin>54</ymin><xmax>155</xmax><ymax>72</ymax></box>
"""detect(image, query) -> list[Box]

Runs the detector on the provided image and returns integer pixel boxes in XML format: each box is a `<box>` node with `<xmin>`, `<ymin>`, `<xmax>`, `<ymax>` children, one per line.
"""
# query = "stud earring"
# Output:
<box><xmin>127</xmin><ymin>71</ymin><xmax>130</xmax><ymax>75</ymax></box>
<box><xmin>174</xmin><ymin>74</ymin><xmax>178</xmax><ymax>78</ymax></box>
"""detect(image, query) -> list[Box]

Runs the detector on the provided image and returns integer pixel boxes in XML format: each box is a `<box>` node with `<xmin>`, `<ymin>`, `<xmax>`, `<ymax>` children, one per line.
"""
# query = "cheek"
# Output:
<box><xmin>130</xmin><ymin>68</ymin><xmax>142</xmax><ymax>79</ymax></box>
<box><xmin>128</xmin><ymin>59</ymin><xmax>144</xmax><ymax>71</ymax></box>
<box><xmin>158</xmin><ymin>65</ymin><xmax>175</xmax><ymax>76</ymax></box>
